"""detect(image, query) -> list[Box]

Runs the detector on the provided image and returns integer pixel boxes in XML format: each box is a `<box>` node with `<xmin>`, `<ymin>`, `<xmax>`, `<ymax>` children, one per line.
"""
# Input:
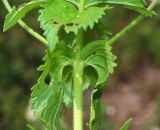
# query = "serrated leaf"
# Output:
<box><xmin>120</xmin><ymin>118</ymin><xmax>133</xmax><ymax>130</ymax></box>
<box><xmin>65</xmin><ymin>6</ymin><xmax>109</xmax><ymax>33</ymax></box>
<box><xmin>30</xmin><ymin>45</ymin><xmax>74</xmax><ymax>129</ymax></box>
<box><xmin>39</xmin><ymin>19</ymin><xmax>62</xmax><ymax>51</ymax></box>
<box><xmin>80</xmin><ymin>41</ymin><xmax>116</xmax><ymax>128</ymax></box>
<box><xmin>86</xmin><ymin>55</ymin><xmax>108</xmax><ymax>85</ymax></box>
<box><xmin>3</xmin><ymin>0</ymin><xmax>45</xmax><ymax>32</ymax></box>
<box><xmin>38</xmin><ymin>13</ymin><xmax>62</xmax><ymax>51</ymax></box>
<box><xmin>82</xmin><ymin>40</ymin><xmax>116</xmax><ymax>86</ymax></box>
<box><xmin>89</xmin><ymin>88</ymin><xmax>103</xmax><ymax>130</ymax></box>
<box><xmin>42</xmin><ymin>84</ymin><xmax>63</xmax><ymax>130</ymax></box>
<box><xmin>41</xmin><ymin>0</ymin><xmax>78</xmax><ymax>23</ymax></box>
<box><xmin>38</xmin><ymin>0</ymin><xmax>78</xmax><ymax>51</ymax></box>
<box><xmin>67</xmin><ymin>0</ymin><xmax>151</xmax><ymax>15</ymax></box>
<box><xmin>30</xmin><ymin>82</ymin><xmax>64</xmax><ymax>130</ymax></box>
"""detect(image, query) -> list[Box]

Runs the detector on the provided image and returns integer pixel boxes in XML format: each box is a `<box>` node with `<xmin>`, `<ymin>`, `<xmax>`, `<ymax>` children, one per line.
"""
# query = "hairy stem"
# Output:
<box><xmin>2</xmin><ymin>0</ymin><xmax>48</xmax><ymax>46</ymax></box>
<box><xmin>73</xmin><ymin>0</ymin><xmax>85</xmax><ymax>130</ymax></box>
<box><xmin>73</xmin><ymin>30</ymin><xmax>84</xmax><ymax>130</ymax></box>
<box><xmin>107</xmin><ymin>0</ymin><xmax>158</xmax><ymax>45</ymax></box>
<box><xmin>73</xmin><ymin>60</ymin><xmax>83</xmax><ymax>130</ymax></box>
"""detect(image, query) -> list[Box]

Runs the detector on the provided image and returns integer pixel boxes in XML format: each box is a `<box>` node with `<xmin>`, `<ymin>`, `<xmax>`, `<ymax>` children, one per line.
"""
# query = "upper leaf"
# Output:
<box><xmin>87</xmin><ymin>0</ymin><xmax>146</xmax><ymax>8</ymax></box>
<box><xmin>65</xmin><ymin>6</ymin><xmax>109</xmax><ymax>33</ymax></box>
<box><xmin>67</xmin><ymin>0</ymin><xmax>151</xmax><ymax>14</ymax></box>
<box><xmin>3</xmin><ymin>0</ymin><xmax>45</xmax><ymax>32</ymax></box>
<box><xmin>40</xmin><ymin>0</ymin><xmax>78</xmax><ymax>24</ymax></box>
<box><xmin>68</xmin><ymin>0</ymin><xmax>145</xmax><ymax>7</ymax></box>
<box><xmin>38</xmin><ymin>19</ymin><xmax>62</xmax><ymax>51</ymax></box>
<box><xmin>38</xmin><ymin>0</ymin><xmax>78</xmax><ymax>50</ymax></box>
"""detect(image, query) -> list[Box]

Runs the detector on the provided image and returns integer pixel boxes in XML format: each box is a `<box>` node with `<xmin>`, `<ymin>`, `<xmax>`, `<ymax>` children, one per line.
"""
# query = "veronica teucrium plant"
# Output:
<box><xmin>2</xmin><ymin>0</ymin><xmax>158</xmax><ymax>130</ymax></box>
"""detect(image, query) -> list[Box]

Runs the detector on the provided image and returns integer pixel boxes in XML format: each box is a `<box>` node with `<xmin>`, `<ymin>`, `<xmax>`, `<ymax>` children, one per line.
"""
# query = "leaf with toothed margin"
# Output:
<box><xmin>39</xmin><ymin>18</ymin><xmax>62</xmax><ymax>51</ymax></box>
<box><xmin>38</xmin><ymin>0</ymin><xmax>78</xmax><ymax>51</ymax></box>
<box><xmin>3</xmin><ymin>0</ymin><xmax>45</xmax><ymax>32</ymax></box>
<box><xmin>65</xmin><ymin>6</ymin><xmax>110</xmax><ymax>34</ymax></box>
<box><xmin>30</xmin><ymin>82</ymin><xmax>64</xmax><ymax>130</ymax></box>
<box><xmin>82</xmin><ymin>40</ymin><xmax>117</xmax><ymax>86</ymax></box>
<box><xmin>30</xmin><ymin>45</ymin><xmax>74</xmax><ymax>129</ymax></box>
<box><xmin>40</xmin><ymin>0</ymin><xmax>78</xmax><ymax>24</ymax></box>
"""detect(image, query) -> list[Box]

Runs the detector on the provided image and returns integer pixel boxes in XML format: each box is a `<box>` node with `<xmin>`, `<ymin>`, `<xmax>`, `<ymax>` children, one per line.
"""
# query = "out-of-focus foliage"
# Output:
<box><xmin>0</xmin><ymin>0</ymin><xmax>160</xmax><ymax>130</ymax></box>
<box><xmin>0</xmin><ymin>1</ymin><xmax>45</xmax><ymax>130</ymax></box>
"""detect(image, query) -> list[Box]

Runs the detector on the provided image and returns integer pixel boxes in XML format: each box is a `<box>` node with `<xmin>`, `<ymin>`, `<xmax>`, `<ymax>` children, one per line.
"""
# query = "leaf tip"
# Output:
<box><xmin>120</xmin><ymin>118</ymin><xmax>133</xmax><ymax>130</ymax></box>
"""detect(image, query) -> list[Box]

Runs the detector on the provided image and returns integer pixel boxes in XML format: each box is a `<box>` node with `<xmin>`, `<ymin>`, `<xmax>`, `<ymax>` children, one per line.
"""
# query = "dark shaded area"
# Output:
<box><xmin>0</xmin><ymin>1</ymin><xmax>160</xmax><ymax>130</ymax></box>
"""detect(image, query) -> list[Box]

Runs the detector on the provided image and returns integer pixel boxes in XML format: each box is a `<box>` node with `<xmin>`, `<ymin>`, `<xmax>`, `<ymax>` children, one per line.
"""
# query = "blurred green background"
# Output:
<box><xmin>0</xmin><ymin>1</ymin><xmax>160</xmax><ymax>130</ymax></box>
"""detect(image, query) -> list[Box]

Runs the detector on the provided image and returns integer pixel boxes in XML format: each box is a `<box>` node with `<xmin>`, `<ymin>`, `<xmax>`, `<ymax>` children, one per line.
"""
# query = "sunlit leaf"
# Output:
<box><xmin>38</xmin><ymin>0</ymin><xmax>78</xmax><ymax>50</ymax></box>
<box><xmin>3</xmin><ymin>0</ymin><xmax>45</xmax><ymax>32</ymax></box>
<box><xmin>65</xmin><ymin>6</ymin><xmax>110</xmax><ymax>33</ymax></box>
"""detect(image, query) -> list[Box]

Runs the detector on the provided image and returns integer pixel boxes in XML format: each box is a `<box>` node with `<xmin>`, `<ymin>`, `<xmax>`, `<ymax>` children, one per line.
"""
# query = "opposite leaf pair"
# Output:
<box><xmin>3</xmin><ymin>0</ymin><xmax>152</xmax><ymax>130</ymax></box>
<box><xmin>30</xmin><ymin>40</ymin><xmax>116</xmax><ymax>129</ymax></box>
<box><xmin>4</xmin><ymin>0</ymin><xmax>152</xmax><ymax>51</ymax></box>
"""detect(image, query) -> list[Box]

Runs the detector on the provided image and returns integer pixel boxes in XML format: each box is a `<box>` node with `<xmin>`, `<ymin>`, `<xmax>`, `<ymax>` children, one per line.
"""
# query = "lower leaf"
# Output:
<box><xmin>120</xmin><ymin>118</ymin><xmax>133</xmax><ymax>130</ymax></box>
<box><xmin>89</xmin><ymin>88</ymin><xmax>103</xmax><ymax>130</ymax></box>
<box><xmin>30</xmin><ymin>82</ymin><xmax>64</xmax><ymax>130</ymax></box>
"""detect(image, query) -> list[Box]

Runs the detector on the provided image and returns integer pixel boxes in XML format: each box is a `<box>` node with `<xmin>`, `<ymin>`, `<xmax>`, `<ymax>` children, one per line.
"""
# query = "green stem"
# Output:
<box><xmin>107</xmin><ymin>0</ymin><xmax>158</xmax><ymax>45</ymax></box>
<box><xmin>73</xmin><ymin>0</ymin><xmax>85</xmax><ymax>129</ymax></box>
<box><xmin>73</xmin><ymin>60</ymin><xmax>83</xmax><ymax>130</ymax></box>
<box><xmin>73</xmin><ymin>30</ymin><xmax>84</xmax><ymax>130</ymax></box>
<box><xmin>79</xmin><ymin>0</ymin><xmax>85</xmax><ymax>13</ymax></box>
<box><xmin>2</xmin><ymin>0</ymin><xmax>48</xmax><ymax>46</ymax></box>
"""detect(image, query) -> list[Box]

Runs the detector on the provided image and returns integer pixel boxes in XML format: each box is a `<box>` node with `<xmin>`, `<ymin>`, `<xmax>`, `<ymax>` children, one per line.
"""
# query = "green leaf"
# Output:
<box><xmin>41</xmin><ymin>0</ymin><xmax>78</xmax><ymax>24</ymax></box>
<box><xmin>65</xmin><ymin>6</ymin><xmax>109</xmax><ymax>33</ymax></box>
<box><xmin>63</xmin><ymin>78</ymin><xmax>73</xmax><ymax>108</ymax></box>
<box><xmin>84</xmin><ymin>67</ymin><xmax>98</xmax><ymax>89</ymax></box>
<box><xmin>38</xmin><ymin>12</ymin><xmax>61</xmax><ymax>51</ymax></box>
<box><xmin>30</xmin><ymin>46</ymin><xmax>74</xmax><ymax>129</ymax></box>
<box><xmin>87</xmin><ymin>0</ymin><xmax>146</xmax><ymax>8</ymax></box>
<box><xmin>89</xmin><ymin>88</ymin><xmax>103</xmax><ymax>130</ymax></box>
<box><xmin>86</xmin><ymin>55</ymin><xmax>108</xmax><ymax>85</ymax></box>
<box><xmin>125</xmin><ymin>6</ymin><xmax>154</xmax><ymax>16</ymax></box>
<box><xmin>81</xmin><ymin>41</ymin><xmax>116</xmax><ymax>124</ymax></box>
<box><xmin>38</xmin><ymin>0</ymin><xmax>78</xmax><ymax>51</ymax></box>
<box><xmin>26</xmin><ymin>124</ymin><xmax>36</xmax><ymax>130</ymax></box>
<box><xmin>82</xmin><ymin>40</ymin><xmax>116</xmax><ymax>86</ymax></box>
<box><xmin>120</xmin><ymin>118</ymin><xmax>133</xmax><ymax>130</ymax></box>
<box><xmin>67</xmin><ymin>0</ymin><xmax>151</xmax><ymax>15</ymax></box>
<box><xmin>40</xmin><ymin>20</ymin><xmax>62</xmax><ymax>51</ymax></box>
<box><xmin>3</xmin><ymin>0</ymin><xmax>45</xmax><ymax>32</ymax></box>
<box><xmin>30</xmin><ymin>82</ymin><xmax>64</xmax><ymax>130</ymax></box>
<box><xmin>68</xmin><ymin>0</ymin><xmax>145</xmax><ymax>7</ymax></box>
